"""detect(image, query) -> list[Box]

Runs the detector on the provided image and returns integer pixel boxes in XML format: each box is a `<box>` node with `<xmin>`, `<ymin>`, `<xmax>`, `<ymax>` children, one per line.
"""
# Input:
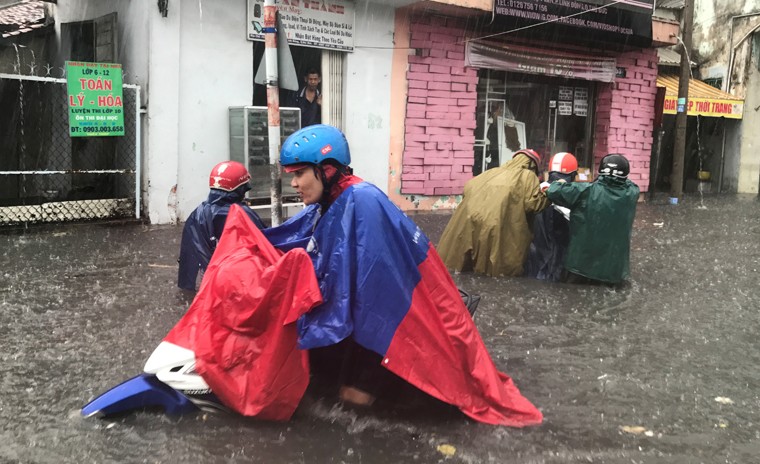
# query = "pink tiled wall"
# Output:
<box><xmin>594</xmin><ymin>48</ymin><xmax>658</xmax><ymax>192</ymax></box>
<box><xmin>401</xmin><ymin>16</ymin><xmax>477</xmax><ymax>196</ymax></box>
<box><xmin>403</xmin><ymin>17</ymin><xmax>657</xmax><ymax>195</ymax></box>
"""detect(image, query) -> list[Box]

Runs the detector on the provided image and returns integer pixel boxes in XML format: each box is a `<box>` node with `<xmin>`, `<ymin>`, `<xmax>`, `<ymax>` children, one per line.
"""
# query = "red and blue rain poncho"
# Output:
<box><xmin>163</xmin><ymin>182</ymin><xmax>543</xmax><ymax>426</ymax></box>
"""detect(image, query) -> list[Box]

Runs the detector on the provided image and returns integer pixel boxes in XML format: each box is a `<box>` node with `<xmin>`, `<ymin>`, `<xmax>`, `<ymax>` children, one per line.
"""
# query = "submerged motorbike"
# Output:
<box><xmin>81</xmin><ymin>290</ymin><xmax>480</xmax><ymax>419</ymax></box>
<box><xmin>81</xmin><ymin>341</ymin><xmax>229</xmax><ymax>418</ymax></box>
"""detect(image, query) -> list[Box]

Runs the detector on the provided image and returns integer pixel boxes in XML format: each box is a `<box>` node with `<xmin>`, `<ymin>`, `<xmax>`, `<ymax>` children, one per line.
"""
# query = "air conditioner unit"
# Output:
<box><xmin>228</xmin><ymin>106</ymin><xmax>301</xmax><ymax>202</ymax></box>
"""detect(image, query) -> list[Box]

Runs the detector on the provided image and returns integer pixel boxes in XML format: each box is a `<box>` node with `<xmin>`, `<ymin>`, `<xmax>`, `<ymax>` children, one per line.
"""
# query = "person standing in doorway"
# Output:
<box><xmin>293</xmin><ymin>68</ymin><xmax>322</xmax><ymax>128</ymax></box>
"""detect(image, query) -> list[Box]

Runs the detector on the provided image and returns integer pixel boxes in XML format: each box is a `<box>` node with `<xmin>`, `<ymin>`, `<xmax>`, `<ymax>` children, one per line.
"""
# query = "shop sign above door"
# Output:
<box><xmin>247</xmin><ymin>0</ymin><xmax>355</xmax><ymax>52</ymax></box>
<box><xmin>492</xmin><ymin>0</ymin><xmax>654</xmax><ymax>48</ymax></box>
<box><xmin>466</xmin><ymin>40</ymin><xmax>617</xmax><ymax>83</ymax></box>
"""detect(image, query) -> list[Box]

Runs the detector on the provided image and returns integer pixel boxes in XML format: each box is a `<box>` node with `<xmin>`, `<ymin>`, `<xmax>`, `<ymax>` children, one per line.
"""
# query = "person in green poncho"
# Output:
<box><xmin>542</xmin><ymin>153</ymin><xmax>639</xmax><ymax>285</ymax></box>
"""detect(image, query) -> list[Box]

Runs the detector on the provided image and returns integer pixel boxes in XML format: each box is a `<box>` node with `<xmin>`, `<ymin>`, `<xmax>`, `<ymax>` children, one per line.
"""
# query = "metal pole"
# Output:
<box><xmin>670</xmin><ymin>0</ymin><xmax>695</xmax><ymax>201</ymax></box>
<box><xmin>135</xmin><ymin>85</ymin><xmax>142</xmax><ymax>219</ymax></box>
<box><xmin>717</xmin><ymin>122</ymin><xmax>727</xmax><ymax>193</ymax></box>
<box><xmin>649</xmin><ymin>128</ymin><xmax>664</xmax><ymax>202</ymax></box>
<box><xmin>263</xmin><ymin>0</ymin><xmax>283</xmax><ymax>226</ymax></box>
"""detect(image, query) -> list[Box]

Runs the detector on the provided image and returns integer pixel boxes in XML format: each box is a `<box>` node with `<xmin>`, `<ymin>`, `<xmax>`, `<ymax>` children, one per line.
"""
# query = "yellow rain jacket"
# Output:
<box><xmin>437</xmin><ymin>154</ymin><xmax>550</xmax><ymax>277</ymax></box>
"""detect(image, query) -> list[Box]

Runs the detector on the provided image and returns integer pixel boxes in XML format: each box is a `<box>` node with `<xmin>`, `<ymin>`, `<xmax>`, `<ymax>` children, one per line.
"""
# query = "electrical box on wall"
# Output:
<box><xmin>229</xmin><ymin>106</ymin><xmax>301</xmax><ymax>200</ymax></box>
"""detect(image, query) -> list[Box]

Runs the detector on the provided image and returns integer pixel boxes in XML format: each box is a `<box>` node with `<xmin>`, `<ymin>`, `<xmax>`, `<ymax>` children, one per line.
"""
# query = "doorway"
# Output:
<box><xmin>252</xmin><ymin>43</ymin><xmax>321</xmax><ymax>109</ymax></box>
<box><xmin>474</xmin><ymin>70</ymin><xmax>595</xmax><ymax>175</ymax></box>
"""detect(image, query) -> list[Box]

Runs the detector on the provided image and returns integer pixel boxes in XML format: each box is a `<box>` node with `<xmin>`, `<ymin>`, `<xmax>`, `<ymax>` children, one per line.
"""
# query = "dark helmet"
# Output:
<box><xmin>599</xmin><ymin>153</ymin><xmax>630</xmax><ymax>179</ymax></box>
<box><xmin>208</xmin><ymin>161</ymin><xmax>251</xmax><ymax>191</ymax></box>
<box><xmin>280</xmin><ymin>124</ymin><xmax>351</xmax><ymax>172</ymax></box>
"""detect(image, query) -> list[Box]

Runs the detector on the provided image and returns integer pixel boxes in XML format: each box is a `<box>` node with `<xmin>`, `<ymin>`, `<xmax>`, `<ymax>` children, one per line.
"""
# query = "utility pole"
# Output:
<box><xmin>263</xmin><ymin>0</ymin><xmax>283</xmax><ymax>225</ymax></box>
<box><xmin>670</xmin><ymin>0</ymin><xmax>695</xmax><ymax>201</ymax></box>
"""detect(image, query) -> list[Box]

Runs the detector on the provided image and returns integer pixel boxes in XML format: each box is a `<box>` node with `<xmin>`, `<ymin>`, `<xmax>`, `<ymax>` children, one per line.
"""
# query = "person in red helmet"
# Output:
<box><xmin>525</xmin><ymin>152</ymin><xmax>578</xmax><ymax>281</ymax></box>
<box><xmin>543</xmin><ymin>153</ymin><xmax>639</xmax><ymax>285</ymax></box>
<box><xmin>177</xmin><ymin>161</ymin><xmax>265</xmax><ymax>290</ymax></box>
<box><xmin>437</xmin><ymin>149</ymin><xmax>550</xmax><ymax>277</ymax></box>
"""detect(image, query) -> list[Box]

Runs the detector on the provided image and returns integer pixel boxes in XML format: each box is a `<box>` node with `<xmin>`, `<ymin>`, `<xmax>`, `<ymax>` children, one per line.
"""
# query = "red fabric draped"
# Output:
<box><xmin>164</xmin><ymin>205</ymin><xmax>322</xmax><ymax>420</ymax></box>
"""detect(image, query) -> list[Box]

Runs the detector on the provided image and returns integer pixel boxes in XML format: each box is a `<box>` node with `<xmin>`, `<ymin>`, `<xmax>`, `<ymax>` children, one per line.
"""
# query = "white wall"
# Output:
<box><xmin>692</xmin><ymin>0</ymin><xmax>760</xmax><ymax>194</ymax></box>
<box><xmin>55</xmin><ymin>0</ymin><xmax>398</xmax><ymax>223</ymax></box>
<box><xmin>174</xmin><ymin>0</ymin><xmax>256</xmax><ymax>221</ymax></box>
<box><xmin>54</xmin><ymin>0</ymin><xmax>149</xmax><ymax>85</ymax></box>
<box><xmin>343</xmin><ymin>1</ymin><xmax>395</xmax><ymax>193</ymax></box>
<box><xmin>738</xmin><ymin>62</ymin><xmax>760</xmax><ymax>194</ymax></box>
<box><xmin>174</xmin><ymin>0</ymin><xmax>397</xmax><ymax>219</ymax></box>
<box><xmin>721</xmin><ymin>120</ymin><xmax>743</xmax><ymax>193</ymax></box>
<box><xmin>146</xmin><ymin>0</ymin><xmax>181</xmax><ymax>223</ymax></box>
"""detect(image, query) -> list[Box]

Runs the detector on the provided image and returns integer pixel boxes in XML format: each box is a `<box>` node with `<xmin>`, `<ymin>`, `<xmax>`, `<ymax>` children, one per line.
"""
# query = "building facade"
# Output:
<box><xmin>39</xmin><ymin>0</ymin><xmax>681</xmax><ymax>224</ymax></box>
<box><xmin>691</xmin><ymin>0</ymin><xmax>760</xmax><ymax>194</ymax></box>
<box><xmin>389</xmin><ymin>1</ymin><xmax>673</xmax><ymax>210</ymax></box>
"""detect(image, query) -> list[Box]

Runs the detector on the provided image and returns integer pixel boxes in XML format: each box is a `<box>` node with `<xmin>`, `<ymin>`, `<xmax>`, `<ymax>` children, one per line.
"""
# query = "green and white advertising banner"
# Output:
<box><xmin>66</xmin><ymin>61</ymin><xmax>125</xmax><ymax>137</ymax></box>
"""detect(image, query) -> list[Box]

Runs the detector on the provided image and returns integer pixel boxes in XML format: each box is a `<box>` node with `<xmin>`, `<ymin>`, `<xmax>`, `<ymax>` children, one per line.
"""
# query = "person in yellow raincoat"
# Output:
<box><xmin>437</xmin><ymin>149</ymin><xmax>550</xmax><ymax>277</ymax></box>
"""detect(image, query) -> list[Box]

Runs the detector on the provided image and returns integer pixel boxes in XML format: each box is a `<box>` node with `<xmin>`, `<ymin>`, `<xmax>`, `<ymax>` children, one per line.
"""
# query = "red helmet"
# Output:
<box><xmin>208</xmin><ymin>161</ymin><xmax>251</xmax><ymax>191</ymax></box>
<box><xmin>549</xmin><ymin>152</ymin><xmax>578</xmax><ymax>174</ymax></box>
<box><xmin>515</xmin><ymin>149</ymin><xmax>541</xmax><ymax>166</ymax></box>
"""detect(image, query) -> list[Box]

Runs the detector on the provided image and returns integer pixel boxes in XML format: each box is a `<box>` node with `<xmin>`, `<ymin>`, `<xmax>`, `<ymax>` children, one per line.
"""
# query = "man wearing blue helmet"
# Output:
<box><xmin>260</xmin><ymin>124</ymin><xmax>543</xmax><ymax>426</ymax></box>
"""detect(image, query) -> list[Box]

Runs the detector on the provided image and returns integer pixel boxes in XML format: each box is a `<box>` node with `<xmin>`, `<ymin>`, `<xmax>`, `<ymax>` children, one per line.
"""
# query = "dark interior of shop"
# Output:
<box><xmin>475</xmin><ymin>69</ymin><xmax>595</xmax><ymax>175</ymax></box>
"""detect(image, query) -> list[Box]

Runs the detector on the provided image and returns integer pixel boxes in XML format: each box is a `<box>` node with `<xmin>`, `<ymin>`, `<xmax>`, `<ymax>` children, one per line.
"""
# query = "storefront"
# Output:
<box><xmin>650</xmin><ymin>74</ymin><xmax>744</xmax><ymax>193</ymax></box>
<box><xmin>394</xmin><ymin>0</ymin><xmax>658</xmax><ymax>207</ymax></box>
<box><xmin>466</xmin><ymin>40</ymin><xmax>616</xmax><ymax>175</ymax></box>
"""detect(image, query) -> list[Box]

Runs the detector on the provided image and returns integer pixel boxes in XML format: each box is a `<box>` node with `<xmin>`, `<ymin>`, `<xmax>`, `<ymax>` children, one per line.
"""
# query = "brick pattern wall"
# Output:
<box><xmin>401</xmin><ymin>16</ymin><xmax>478</xmax><ymax>195</ymax></box>
<box><xmin>594</xmin><ymin>48</ymin><xmax>658</xmax><ymax>191</ymax></box>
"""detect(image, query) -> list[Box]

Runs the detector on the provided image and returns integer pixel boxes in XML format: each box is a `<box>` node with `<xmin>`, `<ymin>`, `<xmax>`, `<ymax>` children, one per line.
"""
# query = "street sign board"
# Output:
<box><xmin>66</xmin><ymin>61</ymin><xmax>125</xmax><ymax>137</ymax></box>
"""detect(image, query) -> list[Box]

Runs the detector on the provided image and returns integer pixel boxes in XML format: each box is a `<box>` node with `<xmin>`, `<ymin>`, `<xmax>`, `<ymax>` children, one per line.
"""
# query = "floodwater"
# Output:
<box><xmin>1</xmin><ymin>194</ymin><xmax>759</xmax><ymax>463</ymax></box>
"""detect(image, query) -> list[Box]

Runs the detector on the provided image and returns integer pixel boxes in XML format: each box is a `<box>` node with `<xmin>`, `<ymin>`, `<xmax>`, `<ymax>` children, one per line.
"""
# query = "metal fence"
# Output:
<box><xmin>0</xmin><ymin>73</ymin><xmax>140</xmax><ymax>226</ymax></box>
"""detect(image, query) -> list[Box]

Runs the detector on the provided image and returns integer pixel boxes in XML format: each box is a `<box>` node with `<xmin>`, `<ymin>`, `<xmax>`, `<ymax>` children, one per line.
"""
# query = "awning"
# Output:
<box><xmin>0</xmin><ymin>0</ymin><xmax>49</xmax><ymax>39</ymax></box>
<box><xmin>466</xmin><ymin>40</ymin><xmax>617</xmax><ymax>83</ymax></box>
<box><xmin>656</xmin><ymin>48</ymin><xmax>695</xmax><ymax>67</ymax></box>
<box><xmin>657</xmin><ymin>74</ymin><xmax>744</xmax><ymax>119</ymax></box>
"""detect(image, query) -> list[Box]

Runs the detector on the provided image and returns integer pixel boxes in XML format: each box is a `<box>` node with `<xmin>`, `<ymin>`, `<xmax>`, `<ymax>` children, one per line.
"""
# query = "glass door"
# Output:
<box><xmin>475</xmin><ymin>71</ymin><xmax>595</xmax><ymax>174</ymax></box>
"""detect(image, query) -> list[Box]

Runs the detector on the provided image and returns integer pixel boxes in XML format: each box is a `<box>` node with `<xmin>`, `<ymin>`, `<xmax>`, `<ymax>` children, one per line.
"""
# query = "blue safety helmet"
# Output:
<box><xmin>281</xmin><ymin>124</ymin><xmax>351</xmax><ymax>171</ymax></box>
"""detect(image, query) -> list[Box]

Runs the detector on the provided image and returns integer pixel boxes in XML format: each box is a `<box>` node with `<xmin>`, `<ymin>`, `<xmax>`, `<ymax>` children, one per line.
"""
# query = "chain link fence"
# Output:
<box><xmin>0</xmin><ymin>74</ymin><xmax>140</xmax><ymax>226</ymax></box>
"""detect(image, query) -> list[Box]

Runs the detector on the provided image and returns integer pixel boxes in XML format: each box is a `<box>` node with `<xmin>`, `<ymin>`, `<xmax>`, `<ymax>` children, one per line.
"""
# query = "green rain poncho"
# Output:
<box><xmin>437</xmin><ymin>154</ymin><xmax>550</xmax><ymax>277</ymax></box>
<box><xmin>546</xmin><ymin>175</ymin><xmax>639</xmax><ymax>284</ymax></box>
